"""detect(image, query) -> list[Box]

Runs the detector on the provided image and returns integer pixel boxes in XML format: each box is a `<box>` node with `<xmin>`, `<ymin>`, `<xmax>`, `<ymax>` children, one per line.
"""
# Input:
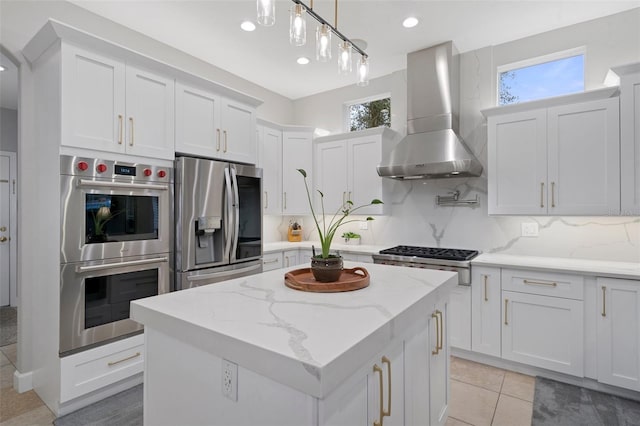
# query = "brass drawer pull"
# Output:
<box><xmin>107</xmin><ymin>351</ymin><xmax>141</xmax><ymax>367</ymax></box>
<box><xmin>216</xmin><ymin>128</ymin><xmax>221</xmax><ymax>151</ymax></box>
<box><xmin>540</xmin><ymin>182</ymin><xmax>544</xmax><ymax>208</ymax></box>
<box><xmin>431</xmin><ymin>311</ymin><xmax>440</xmax><ymax>355</ymax></box>
<box><xmin>601</xmin><ymin>286</ymin><xmax>606</xmax><ymax>317</ymax></box>
<box><xmin>373</xmin><ymin>363</ymin><xmax>383</xmax><ymax>426</ymax></box>
<box><xmin>436</xmin><ymin>310</ymin><xmax>443</xmax><ymax>351</ymax></box>
<box><xmin>129</xmin><ymin>117</ymin><xmax>134</xmax><ymax>146</ymax></box>
<box><xmin>118</xmin><ymin>114</ymin><xmax>123</xmax><ymax>144</ymax></box>
<box><xmin>483</xmin><ymin>275</ymin><xmax>488</xmax><ymax>302</ymax></box>
<box><xmin>523</xmin><ymin>279</ymin><xmax>557</xmax><ymax>287</ymax></box>
<box><xmin>504</xmin><ymin>299</ymin><xmax>509</xmax><ymax>325</ymax></box>
<box><xmin>551</xmin><ymin>181</ymin><xmax>556</xmax><ymax>208</ymax></box>
<box><xmin>264</xmin><ymin>191</ymin><xmax>268</xmax><ymax>209</ymax></box>
<box><xmin>263</xmin><ymin>258</ymin><xmax>279</xmax><ymax>264</ymax></box>
<box><xmin>223</xmin><ymin>130</ymin><xmax>228</xmax><ymax>153</ymax></box>
<box><xmin>382</xmin><ymin>356</ymin><xmax>391</xmax><ymax>418</ymax></box>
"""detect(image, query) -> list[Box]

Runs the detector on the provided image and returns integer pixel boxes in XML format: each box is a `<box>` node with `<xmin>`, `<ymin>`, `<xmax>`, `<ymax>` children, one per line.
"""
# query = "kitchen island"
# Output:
<box><xmin>131</xmin><ymin>262</ymin><xmax>457</xmax><ymax>426</ymax></box>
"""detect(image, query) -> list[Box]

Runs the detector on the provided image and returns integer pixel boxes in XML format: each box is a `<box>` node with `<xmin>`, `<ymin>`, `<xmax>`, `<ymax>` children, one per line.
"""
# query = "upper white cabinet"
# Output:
<box><xmin>282</xmin><ymin>130</ymin><xmax>314</xmax><ymax>215</ymax></box>
<box><xmin>257</xmin><ymin>124</ymin><xmax>283</xmax><ymax>215</ymax></box>
<box><xmin>611</xmin><ymin>63</ymin><xmax>640</xmax><ymax>215</ymax></box>
<box><xmin>62</xmin><ymin>46</ymin><xmax>174</xmax><ymax>160</ymax></box>
<box><xmin>485</xmin><ymin>89</ymin><xmax>620</xmax><ymax>215</ymax></box>
<box><xmin>314</xmin><ymin>127</ymin><xmax>395</xmax><ymax>215</ymax></box>
<box><xmin>176</xmin><ymin>82</ymin><xmax>257</xmax><ymax>164</ymax></box>
<box><xmin>596</xmin><ymin>277</ymin><xmax>640</xmax><ymax>391</ymax></box>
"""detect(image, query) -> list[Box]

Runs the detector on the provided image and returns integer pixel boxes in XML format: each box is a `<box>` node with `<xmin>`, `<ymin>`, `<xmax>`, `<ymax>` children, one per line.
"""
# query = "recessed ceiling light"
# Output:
<box><xmin>0</xmin><ymin>65</ymin><xmax>5</xmax><ymax>72</ymax></box>
<box><xmin>240</xmin><ymin>21</ymin><xmax>256</xmax><ymax>32</ymax></box>
<box><xmin>297</xmin><ymin>57</ymin><xmax>310</xmax><ymax>65</ymax></box>
<box><xmin>402</xmin><ymin>17</ymin><xmax>419</xmax><ymax>28</ymax></box>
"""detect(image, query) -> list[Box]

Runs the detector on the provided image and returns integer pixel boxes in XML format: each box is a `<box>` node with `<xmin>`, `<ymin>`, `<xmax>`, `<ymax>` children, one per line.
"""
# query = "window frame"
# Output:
<box><xmin>343</xmin><ymin>92</ymin><xmax>392</xmax><ymax>132</ymax></box>
<box><xmin>496</xmin><ymin>46</ymin><xmax>586</xmax><ymax>106</ymax></box>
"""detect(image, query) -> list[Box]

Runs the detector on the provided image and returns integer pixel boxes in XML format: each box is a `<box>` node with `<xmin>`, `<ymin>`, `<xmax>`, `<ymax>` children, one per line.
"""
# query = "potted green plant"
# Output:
<box><xmin>298</xmin><ymin>169</ymin><xmax>382</xmax><ymax>282</ymax></box>
<box><xmin>341</xmin><ymin>231</ymin><xmax>361</xmax><ymax>245</ymax></box>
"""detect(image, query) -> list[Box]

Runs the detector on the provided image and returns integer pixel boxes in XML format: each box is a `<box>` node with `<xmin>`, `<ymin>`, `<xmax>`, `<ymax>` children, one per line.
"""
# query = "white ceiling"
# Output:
<box><xmin>0</xmin><ymin>51</ymin><xmax>19</xmax><ymax>110</ymax></box>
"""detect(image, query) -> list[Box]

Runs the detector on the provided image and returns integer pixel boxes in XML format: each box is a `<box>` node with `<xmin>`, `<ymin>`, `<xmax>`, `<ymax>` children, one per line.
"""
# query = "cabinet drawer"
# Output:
<box><xmin>502</xmin><ymin>268</ymin><xmax>583</xmax><ymax>300</ymax></box>
<box><xmin>60</xmin><ymin>334</ymin><xmax>144</xmax><ymax>402</ymax></box>
<box><xmin>262</xmin><ymin>252</ymin><xmax>283</xmax><ymax>272</ymax></box>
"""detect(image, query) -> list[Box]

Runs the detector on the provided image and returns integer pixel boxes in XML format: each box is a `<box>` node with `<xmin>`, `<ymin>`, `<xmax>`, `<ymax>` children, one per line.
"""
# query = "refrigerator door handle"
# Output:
<box><xmin>224</xmin><ymin>167</ymin><xmax>234</xmax><ymax>262</ymax></box>
<box><xmin>230</xmin><ymin>166</ymin><xmax>240</xmax><ymax>262</ymax></box>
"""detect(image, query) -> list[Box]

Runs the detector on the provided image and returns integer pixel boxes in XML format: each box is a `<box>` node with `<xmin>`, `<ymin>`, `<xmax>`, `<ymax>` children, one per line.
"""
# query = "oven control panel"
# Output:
<box><xmin>60</xmin><ymin>155</ymin><xmax>173</xmax><ymax>183</ymax></box>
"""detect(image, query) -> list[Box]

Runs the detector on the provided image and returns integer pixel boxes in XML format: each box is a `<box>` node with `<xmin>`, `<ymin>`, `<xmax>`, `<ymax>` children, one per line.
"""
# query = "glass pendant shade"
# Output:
<box><xmin>338</xmin><ymin>41</ymin><xmax>352</xmax><ymax>74</ymax></box>
<box><xmin>257</xmin><ymin>0</ymin><xmax>275</xmax><ymax>26</ymax></box>
<box><xmin>316</xmin><ymin>24</ymin><xmax>332</xmax><ymax>62</ymax></box>
<box><xmin>357</xmin><ymin>55</ymin><xmax>370</xmax><ymax>86</ymax></box>
<box><xmin>289</xmin><ymin>4</ymin><xmax>306</xmax><ymax>46</ymax></box>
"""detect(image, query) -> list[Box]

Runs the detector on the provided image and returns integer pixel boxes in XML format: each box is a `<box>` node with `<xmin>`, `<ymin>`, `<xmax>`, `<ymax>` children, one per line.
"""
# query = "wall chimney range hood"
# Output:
<box><xmin>377</xmin><ymin>42</ymin><xmax>483</xmax><ymax>179</ymax></box>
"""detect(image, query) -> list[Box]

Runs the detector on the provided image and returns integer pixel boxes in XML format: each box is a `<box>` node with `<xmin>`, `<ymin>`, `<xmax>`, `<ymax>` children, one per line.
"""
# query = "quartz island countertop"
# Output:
<box><xmin>131</xmin><ymin>262</ymin><xmax>457</xmax><ymax>398</ymax></box>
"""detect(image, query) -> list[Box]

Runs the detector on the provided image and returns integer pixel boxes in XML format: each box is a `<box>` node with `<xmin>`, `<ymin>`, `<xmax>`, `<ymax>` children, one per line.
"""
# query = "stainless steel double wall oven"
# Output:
<box><xmin>60</xmin><ymin>155</ymin><xmax>172</xmax><ymax>354</ymax></box>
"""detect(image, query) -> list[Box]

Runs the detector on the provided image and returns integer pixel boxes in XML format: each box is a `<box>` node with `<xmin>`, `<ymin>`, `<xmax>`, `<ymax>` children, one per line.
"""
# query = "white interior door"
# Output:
<box><xmin>0</xmin><ymin>152</ymin><xmax>17</xmax><ymax>307</ymax></box>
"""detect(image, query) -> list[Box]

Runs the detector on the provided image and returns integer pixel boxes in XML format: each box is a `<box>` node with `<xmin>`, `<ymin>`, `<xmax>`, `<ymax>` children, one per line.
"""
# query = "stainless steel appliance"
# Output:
<box><xmin>372</xmin><ymin>245</ymin><xmax>479</xmax><ymax>285</ymax></box>
<box><xmin>175</xmin><ymin>156</ymin><xmax>263</xmax><ymax>290</ymax></box>
<box><xmin>59</xmin><ymin>155</ymin><xmax>173</xmax><ymax>355</ymax></box>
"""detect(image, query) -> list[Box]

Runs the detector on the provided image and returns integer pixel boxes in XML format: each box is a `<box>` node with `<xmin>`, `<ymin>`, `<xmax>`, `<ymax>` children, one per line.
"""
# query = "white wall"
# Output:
<box><xmin>0</xmin><ymin>107</ymin><xmax>18</xmax><ymax>152</ymax></box>
<box><xmin>289</xmin><ymin>8</ymin><xmax>640</xmax><ymax>262</ymax></box>
<box><xmin>0</xmin><ymin>0</ymin><xmax>294</xmax><ymax>124</ymax></box>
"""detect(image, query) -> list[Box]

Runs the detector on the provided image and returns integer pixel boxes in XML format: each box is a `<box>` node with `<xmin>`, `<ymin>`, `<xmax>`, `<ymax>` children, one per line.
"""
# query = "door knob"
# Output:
<box><xmin>0</xmin><ymin>237</ymin><xmax>7</xmax><ymax>242</ymax></box>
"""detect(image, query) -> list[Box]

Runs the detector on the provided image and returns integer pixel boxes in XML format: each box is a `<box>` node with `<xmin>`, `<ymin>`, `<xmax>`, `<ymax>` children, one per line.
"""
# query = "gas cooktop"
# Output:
<box><xmin>377</xmin><ymin>245</ymin><xmax>479</xmax><ymax>262</ymax></box>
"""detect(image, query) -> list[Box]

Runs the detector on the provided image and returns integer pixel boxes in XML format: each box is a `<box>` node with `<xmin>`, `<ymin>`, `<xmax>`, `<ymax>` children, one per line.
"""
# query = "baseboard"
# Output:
<box><xmin>451</xmin><ymin>347</ymin><xmax>640</xmax><ymax>402</ymax></box>
<box><xmin>13</xmin><ymin>369</ymin><xmax>33</xmax><ymax>393</ymax></box>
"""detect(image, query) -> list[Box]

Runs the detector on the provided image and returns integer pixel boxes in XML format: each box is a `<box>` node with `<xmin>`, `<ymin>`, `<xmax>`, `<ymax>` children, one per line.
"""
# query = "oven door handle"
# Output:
<box><xmin>186</xmin><ymin>263</ymin><xmax>262</xmax><ymax>282</ymax></box>
<box><xmin>78</xmin><ymin>179</ymin><xmax>169</xmax><ymax>191</ymax></box>
<box><xmin>76</xmin><ymin>256</ymin><xmax>169</xmax><ymax>273</ymax></box>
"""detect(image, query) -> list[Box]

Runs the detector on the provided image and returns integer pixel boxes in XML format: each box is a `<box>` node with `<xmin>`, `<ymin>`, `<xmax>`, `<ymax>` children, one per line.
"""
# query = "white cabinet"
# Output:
<box><xmin>314</xmin><ymin>127</ymin><xmax>393</xmax><ymax>215</ymax></box>
<box><xmin>282</xmin><ymin>131</ymin><xmax>313</xmax><ymax>215</ymax></box>
<box><xmin>501</xmin><ymin>269</ymin><xmax>584</xmax><ymax>376</ymax></box>
<box><xmin>429</xmin><ymin>298</ymin><xmax>449</xmax><ymax>426</ymax></box>
<box><xmin>612</xmin><ymin>64</ymin><xmax>640</xmax><ymax>215</ymax></box>
<box><xmin>471</xmin><ymin>267</ymin><xmax>502</xmax><ymax>357</ymax></box>
<box><xmin>449</xmin><ymin>285</ymin><xmax>471</xmax><ymax>351</ymax></box>
<box><xmin>367</xmin><ymin>342</ymin><xmax>405</xmax><ymax>426</ymax></box>
<box><xmin>283</xmin><ymin>250</ymin><xmax>299</xmax><ymax>268</ymax></box>
<box><xmin>61</xmin><ymin>45</ymin><xmax>174</xmax><ymax>160</ymax></box>
<box><xmin>597</xmin><ymin>277</ymin><xmax>640</xmax><ymax>391</ymax></box>
<box><xmin>258</xmin><ymin>125</ymin><xmax>283</xmax><ymax>214</ymax></box>
<box><xmin>176</xmin><ymin>82</ymin><xmax>256</xmax><ymax>164</ymax></box>
<box><xmin>299</xmin><ymin>249</ymin><xmax>314</xmax><ymax>265</ymax></box>
<box><xmin>262</xmin><ymin>252</ymin><xmax>283</xmax><ymax>272</ymax></box>
<box><xmin>486</xmin><ymin>91</ymin><xmax>620</xmax><ymax>215</ymax></box>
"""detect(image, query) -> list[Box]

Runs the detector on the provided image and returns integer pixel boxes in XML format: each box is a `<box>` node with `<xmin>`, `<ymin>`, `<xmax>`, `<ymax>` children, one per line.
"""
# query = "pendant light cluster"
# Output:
<box><xmin>257</xmin><ymin>0</ymin><xmax>370</xmax><ymax>86</ymax></box>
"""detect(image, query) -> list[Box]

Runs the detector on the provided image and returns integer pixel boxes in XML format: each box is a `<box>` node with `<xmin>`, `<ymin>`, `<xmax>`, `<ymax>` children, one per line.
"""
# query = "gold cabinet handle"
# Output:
<box><xmin>373</xmin><ymin>363</ymin><xmax>384</xmax><ymax>426</ymax></box>
<box><xmin>0</xmin><ymin>236</ymin><xmax>7</xmax><ymax>243</ymax></box>
<box><xmin>484</xmin><ymin>275</ymin><xmax>488</xmax><ymax>302</ymax></box>
<box><xmin>216</xmin><ymin>128</ymin><xmax>221</xmax><ymax>151</ymax></box>
<box><xmin>223</xmin><ymin>130</ymin><xmax>228</xmax><ymax>153</ymax></box>
<box><xmin>118</xmin><ymin>114</ymin><xmax>123</xmax><ymax>144</ymax></box>
<box><xmin>504</xmin><ymin>299</ymin><xmax>509</xmax><ymax>325</ymax></box>
<box><xmin>348</xmin><ymin>191</ymin><xmax>352</xmax><ymax>201</ymax></box>
<box><xmin>0</xmin><ymin>226</ymin><xmax>6</xmax><ymax>232</ymax></box>
<box><xmin>107</xmin><ymin>351</ymin><xmax>141</xmax><ymax>367</ymax></box>
<box><xmin>551</xmin><ymin>181</ymin><xmax>556</xmax><ymax>208</ymax></box>
<box><xmin>285</xmin><ymin>256</ymin><xmax>290</xmax><ymax>267</ymax></box>
<box><xmin>431</xmin><ymin>312</ymin><xmax>440</xmax><ymax>355</ymax></box>
<box><xmin>381</xmin><ymin>356</ymin><xmax>392</xmax><ymax>418</ymax></box>
<box><xmin>128</xmin><ymin>117</ymin><xmax>134</xmax><ymax>146</ymax></box>
<box><xmin>601</xmin><ymin>286</ymin><xmax>607</xmax><ymax>317</ymax></box>
<box><xmin>523</xmin><ymin>279</ymin><xmax>557</xmax><ymax>287</ymax></box>
<box><xmin>540</xmin><ymin>182</ymin><xmax>545</xmax><ymax>208</ymax></box>
<box><xmin>436</xmin><ymin>310</ymin><xmax>443</xmax><ymax>351</ymax></box>
<box><xmin>264</xmin><ymin>191</ymin><xmax>268</xmax><ymax>209</ymax></box>
<box><xmin>284</xmin><ymin>192</ymin><xmax>287</xmax><ymax>210</ymax></box>
<box><xmin>263</xmin><ymin>258</ymin><xmax>279</xmax><ymax>264</ymax></box>
<box><xmin>343</xmin><ymin>191</ymin><xmax>347</xmax><ymax>204</ymax></box>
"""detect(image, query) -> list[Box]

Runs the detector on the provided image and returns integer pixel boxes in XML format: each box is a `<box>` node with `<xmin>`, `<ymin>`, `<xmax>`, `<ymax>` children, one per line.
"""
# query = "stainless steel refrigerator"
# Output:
<box><xmin>175</xmin><ymin>156</ymin><xmax>263</xmax><ymax>289</ymax></box>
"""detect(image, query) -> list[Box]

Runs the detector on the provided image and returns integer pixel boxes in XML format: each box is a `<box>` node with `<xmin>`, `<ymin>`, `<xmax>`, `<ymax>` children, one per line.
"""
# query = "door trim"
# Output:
<box><xmin>1</xmin><ymin>151</ymin><xmax>17</xmax><ymax>307</ymax></box>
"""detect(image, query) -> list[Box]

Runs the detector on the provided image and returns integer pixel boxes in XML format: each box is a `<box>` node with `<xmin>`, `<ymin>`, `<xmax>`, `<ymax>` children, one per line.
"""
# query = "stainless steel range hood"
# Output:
<box><xmin>377</xmin><ymin>42</ymin><xmax>483</xmax><ymax>179</ymax></box>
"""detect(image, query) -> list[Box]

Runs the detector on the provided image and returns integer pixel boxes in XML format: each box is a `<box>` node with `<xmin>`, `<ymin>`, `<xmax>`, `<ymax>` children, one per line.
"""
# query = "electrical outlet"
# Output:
<box><xmin>359</xmin><ymin>221</ymin><xmax>368</xmax><ymax>230</ymax></box>
<box><xmin>221</xmin><ymin>359</ymin><xmax>238</xmax><ymax>401</ymax></box>
<box><xmin>521</xmin><ymin>222</ymin><xmax>539</xmax><ymax>237</ymax></box>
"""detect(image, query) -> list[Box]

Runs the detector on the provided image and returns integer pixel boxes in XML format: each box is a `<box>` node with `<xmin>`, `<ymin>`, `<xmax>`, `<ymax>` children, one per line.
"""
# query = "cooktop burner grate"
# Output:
<box><xmin>378</xmin><ymin>245</ymin><xmax>479</xmax><ymax>261</ymax></box>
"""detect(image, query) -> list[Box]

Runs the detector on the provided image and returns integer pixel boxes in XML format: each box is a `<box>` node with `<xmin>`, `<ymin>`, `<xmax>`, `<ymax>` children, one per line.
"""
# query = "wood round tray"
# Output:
<box><xmin>284</xmin><ymin>267</ymin><xmax>370</xmax><ymax>293</ymax></box>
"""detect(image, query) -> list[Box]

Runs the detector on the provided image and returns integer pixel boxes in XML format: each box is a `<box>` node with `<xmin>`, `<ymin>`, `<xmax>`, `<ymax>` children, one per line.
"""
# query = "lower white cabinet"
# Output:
<box><xmin>262</xmin><ymin>252</ymin><xmax>283</xmax><ymax>271</ymax></box>
<box><xmin>471</xmin><ymin>267</ymin><xmax>502</xmax><ymax>357</ymax></box>
<box><xmin>597</xmin><ymin>277</ymin><xmax>640</xmax><ymax>391</ymax></box>
<box><xmin>283</xmin><ymin>250</ymin><xmax>299</xmax><ymax>268</ymax></box>
<box><xmin>502</xmin><ymin>290</ymin><xmax>583</xmax><ymax>376</ymax></box>
<box><xmin>60</xmin><ymin>334</ymin><xmax>144</xmax><ymax>403</ymax></box>
<box><xmin>449</xmin><ymin>285</ymin><xmax>471</xmax><ymax>351</ymax></box>
<box><xmin>299</xmin><ymin>249</ymin><xmax>314</xmax><ymax>265</ymax></box>
<box><xmin>429</xmin><ymin>298</ymin><xmax>450</xmax><ymax>426</ymax></box>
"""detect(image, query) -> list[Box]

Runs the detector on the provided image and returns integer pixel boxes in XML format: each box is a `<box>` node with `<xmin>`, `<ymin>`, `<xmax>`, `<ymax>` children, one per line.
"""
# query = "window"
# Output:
<box><xmin>347</xmin><ymin>96</ymin><xmax>391</xmax><ymax>131</ymax></box>
<box><xmin>498</xmin><ymin>49</ymin><xmax>585</xmax><ymax>106</ymax></box>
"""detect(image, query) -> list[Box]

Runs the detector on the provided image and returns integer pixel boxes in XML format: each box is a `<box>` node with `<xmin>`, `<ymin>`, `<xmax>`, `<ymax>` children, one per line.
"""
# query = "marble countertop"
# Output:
<box><xmin>131</xmin><ymin>262</ymin><xmax>457</xmax><ymax>398</ymax></box>
<box><xmin>264</xmin><ymin>241</ymin><xmax>388</xmax><ymax>255</ymax></box>
<box><xmin>473</xmin><ymin>253</ymin><xmax>640</xmax><ymax>280</ymax></box>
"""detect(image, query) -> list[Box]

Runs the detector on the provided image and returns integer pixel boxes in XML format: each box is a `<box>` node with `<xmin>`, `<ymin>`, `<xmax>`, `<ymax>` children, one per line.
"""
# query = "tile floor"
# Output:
<box><xmin>0</xmin><ymin>350</ymin><xmax>532</xmax><ymax>426</ymax></box>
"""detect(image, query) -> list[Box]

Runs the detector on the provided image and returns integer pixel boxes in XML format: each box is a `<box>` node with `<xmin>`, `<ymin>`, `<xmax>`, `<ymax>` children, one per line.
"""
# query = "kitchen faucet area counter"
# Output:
<box><xmin>131</xmin><ymin>262</ymin><xmax>457</xmax><ymax>425</ymax></box>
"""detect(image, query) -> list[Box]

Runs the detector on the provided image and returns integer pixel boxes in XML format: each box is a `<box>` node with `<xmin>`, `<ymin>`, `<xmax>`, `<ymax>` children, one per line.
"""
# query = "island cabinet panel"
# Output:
<box><xmin>597</xmin><ymin>277</ymin><xmax>640</xmax><ymax>391</ymax></box>
<box><xmin>61</xmin><ymin>44</ymin><xmax>174</xmax><ymax>160</ymax></box>
<box><xmin>471</xmin><ymin>266</ymin><xmax>502</xmax><ymax>357</ymax></box>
